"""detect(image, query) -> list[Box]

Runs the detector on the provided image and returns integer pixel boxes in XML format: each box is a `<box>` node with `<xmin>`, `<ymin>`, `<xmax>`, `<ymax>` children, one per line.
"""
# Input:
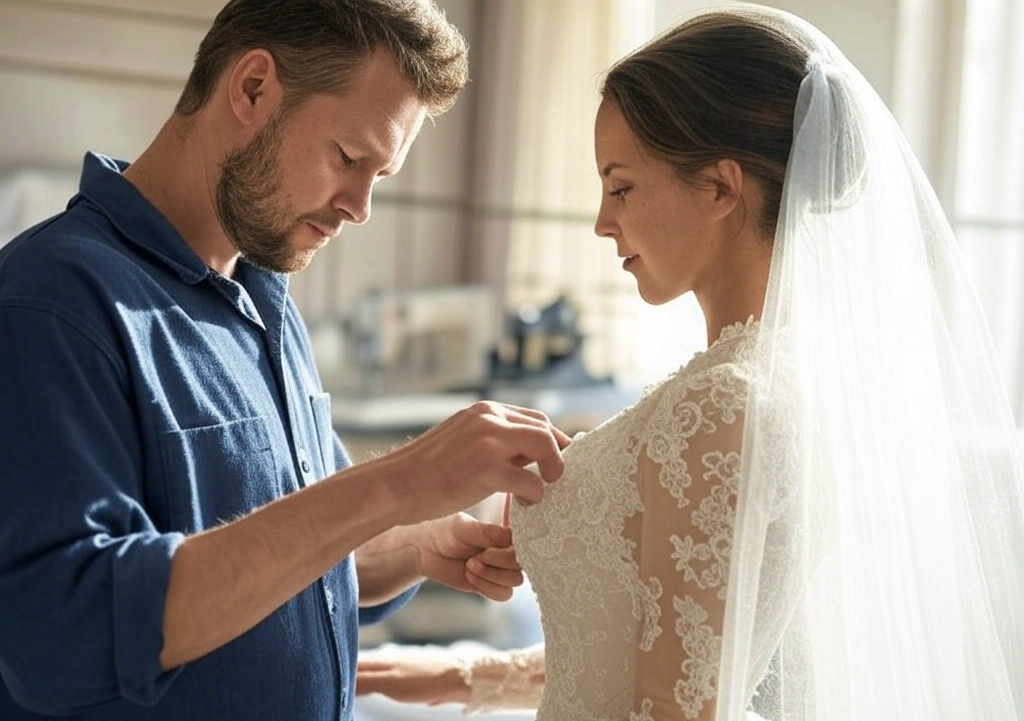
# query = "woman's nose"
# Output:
<box><xmin>594</xmin><ymin>203</ymin><xmax>616</xmax><ymax>238</ymax></box>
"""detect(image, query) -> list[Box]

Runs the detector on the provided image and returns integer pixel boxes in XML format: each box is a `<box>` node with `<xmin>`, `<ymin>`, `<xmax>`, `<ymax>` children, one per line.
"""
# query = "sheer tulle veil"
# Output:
<box><xmin>716</xmin><ymin>6</ymin><xmax>1024</xmax><ymax>720</ymax></box>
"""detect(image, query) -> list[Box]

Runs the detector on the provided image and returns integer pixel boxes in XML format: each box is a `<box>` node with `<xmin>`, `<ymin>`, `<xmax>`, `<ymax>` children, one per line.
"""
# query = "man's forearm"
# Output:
<box><xmin>159</xmin><ymin>400</ymin><xmax>567</xmax><ymax>670</ymax></box>
<box><xmin>159</xmin><ymin>456</ymin><xmax>402</xmax><ymax>670</ymax></box>
<box><xmin>354</xmin><ymin>525</ymin><xmax>425</xmax><ymax>607</ymax></box>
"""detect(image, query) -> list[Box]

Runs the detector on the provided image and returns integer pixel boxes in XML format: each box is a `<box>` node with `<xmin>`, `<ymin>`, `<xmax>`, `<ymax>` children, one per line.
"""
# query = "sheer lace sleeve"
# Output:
<box><xmin>460</xmin><ymin>643</ymin><xmax>544</xmax><ymax>715</ymax></box>
<box><xmin>628</xmin><ymin>364</ymin><xmax>747</xmax><ymax>721</ymax></box>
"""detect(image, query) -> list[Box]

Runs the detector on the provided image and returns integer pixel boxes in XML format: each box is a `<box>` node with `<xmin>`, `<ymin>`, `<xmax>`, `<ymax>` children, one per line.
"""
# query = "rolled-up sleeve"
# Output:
<box><xmin>329</xmin><ymin>431</ymin><xmax>421</xmax><ymax>626</ymax></box>
<box><xmin>0</xmin><ymin>301</ymin><xmax>183</xmax><ymax>714</ymax></box>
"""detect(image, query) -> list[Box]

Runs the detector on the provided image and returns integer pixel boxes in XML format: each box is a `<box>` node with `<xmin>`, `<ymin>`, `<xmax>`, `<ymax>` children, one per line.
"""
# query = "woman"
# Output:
<box><xmin>358</xmin><ymin>5</ymin><xmax>1024</xmax><ymax>720</ymax></box>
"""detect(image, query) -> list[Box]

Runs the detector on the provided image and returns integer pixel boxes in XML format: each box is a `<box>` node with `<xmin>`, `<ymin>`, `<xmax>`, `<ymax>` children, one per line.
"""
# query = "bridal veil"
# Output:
<box><xmin>717</xmin><ymin>6</ymin><xmax>1024</xmax><ymax>720</ymax></box>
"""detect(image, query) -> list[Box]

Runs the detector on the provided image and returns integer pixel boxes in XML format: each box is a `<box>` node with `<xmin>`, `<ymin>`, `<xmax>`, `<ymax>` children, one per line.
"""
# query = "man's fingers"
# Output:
<box><xmin>462</xmin><ymin>401</ymin><xmax>571</xmax><ymax>466</ymax></box>
<box><xmin>496</xmin><ymin>439</ymin><xmax>563</xmax><ymax>489</ymax></box>
<box><xmin>499</xmin><ymin>404</ymin><xmax>572</xmax><ymax>450</ymax></box>
<box><xmin>467</xmin><ymin>564</ymin><xmax>523</xmax><ymax>589</ymax></box>
<box><xmin>532</xmin><ymin>453</ymin><xmax>565</xmax><ymax>483</ymax></box>
<box><xmin>491</xmin><ymin>402</ymin><xmax>554</xmax><ymax>422</ymax></box>
<box><xmin>472</xmin><ymin>545</ymin><xmax>520</xmax><ymax>571</ymax></box>
<box><xmin>505</xmin><ymin>465</ymin><xmax>548</xmax><ymax>505</ymax></box>
<box><xmin>466</xmin><ymin>570</ymin><xmax>517</xmax><ymax>602</ymax></box>
<box><xmin>466</xmin><ymin>545</ymin><xmax>523</xmax><ymax>601</ymax></box>
<box><xmin>454</xmin><ymin>517</ymin><xmax>512</xmax><ymax>550</ymax></box>
<box><xmin>492</xmin><ymin>403</ymin><xmax>573</xmax><ymax>451</ymax></box>
<box><xmin>497</xmin><ymin>426</ymin><xmax>564</xmax><ymax>484</ymax></box>
<box><xmin>382</xmin><ymin>399</ymin><xmax>570</xmax><ymax>524</ymax></box>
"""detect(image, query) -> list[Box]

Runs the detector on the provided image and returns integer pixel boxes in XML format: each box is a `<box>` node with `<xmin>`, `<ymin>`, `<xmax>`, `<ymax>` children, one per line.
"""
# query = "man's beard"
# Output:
<box><xmin>215</xmin><ymin>112</ymin><xmax>338</xmax><ymax>274</ymax></box>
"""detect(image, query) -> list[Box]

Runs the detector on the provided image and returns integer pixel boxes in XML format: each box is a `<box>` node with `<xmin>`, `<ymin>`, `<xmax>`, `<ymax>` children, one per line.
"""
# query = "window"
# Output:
<box><xmin>952</xmin><ymin>0</ymin><xmax>1024</xmax><ymax>423</ymax></box>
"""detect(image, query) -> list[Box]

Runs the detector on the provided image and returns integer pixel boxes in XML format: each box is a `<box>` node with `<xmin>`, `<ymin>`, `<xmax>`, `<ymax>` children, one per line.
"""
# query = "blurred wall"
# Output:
<box><xmin>0</xmin><ymin>0</ymin><xmax>212</xmax><ymax>169</ymax></box>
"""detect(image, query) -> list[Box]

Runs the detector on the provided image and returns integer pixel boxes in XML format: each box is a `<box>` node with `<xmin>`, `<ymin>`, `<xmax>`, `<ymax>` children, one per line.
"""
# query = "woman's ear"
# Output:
<box><xmin>227</xmin><ymin>49</ymin><xmax>284</xmax><ymax>126</ymax></box>
<box><xmin>703</xmin><ymin>158</ymin><xmax>744</xmax><ymax>221</ymax></box>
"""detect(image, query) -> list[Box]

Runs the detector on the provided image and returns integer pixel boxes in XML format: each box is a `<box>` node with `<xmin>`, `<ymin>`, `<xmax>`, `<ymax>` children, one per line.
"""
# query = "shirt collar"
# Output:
<box><xmin>76</xmin><ymin>151</ymin><xmax>216</xmax><ymax>285</ymax></box>
<box><xmin>76</xmin><ymin>152</ymin><xmax>290</xmax><ymax>320</ymax></box>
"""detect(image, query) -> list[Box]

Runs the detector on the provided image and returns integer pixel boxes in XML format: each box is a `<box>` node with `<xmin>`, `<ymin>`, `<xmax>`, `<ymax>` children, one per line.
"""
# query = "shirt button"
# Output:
<box><xmin>300</xmin><ymin>459</ymin><xmax>311</xmax><ymax>473</ymax></box>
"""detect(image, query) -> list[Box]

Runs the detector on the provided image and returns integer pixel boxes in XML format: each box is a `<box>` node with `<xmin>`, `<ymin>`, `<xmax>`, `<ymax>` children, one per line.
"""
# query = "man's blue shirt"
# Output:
<box><xmin>0</xmin><ymin>152</ymin><xmax>413</xmax><ymax>720</ymax></box>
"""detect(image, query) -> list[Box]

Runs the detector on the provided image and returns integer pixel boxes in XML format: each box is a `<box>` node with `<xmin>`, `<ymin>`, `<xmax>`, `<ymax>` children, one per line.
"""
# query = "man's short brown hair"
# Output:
<box><xmin>176</xmin><ymin>0</ymin><xmax>468</xmax><ymax>117</ymax></box>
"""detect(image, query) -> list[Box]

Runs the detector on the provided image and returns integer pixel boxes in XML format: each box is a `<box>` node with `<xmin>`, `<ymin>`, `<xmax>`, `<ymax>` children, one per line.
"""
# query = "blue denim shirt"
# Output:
<box><xmin>0</xmin><ymin>152</ymin><xmax>414</xmax><ymax>720</ymax></box>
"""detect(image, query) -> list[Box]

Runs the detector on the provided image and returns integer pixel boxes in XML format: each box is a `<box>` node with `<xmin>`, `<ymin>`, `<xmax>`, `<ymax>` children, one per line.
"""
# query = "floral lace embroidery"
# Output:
<box><xmin>670</xmin><ymin>450</ymin><xmax>740</xmax><ymax>600</ymax></box>
<box><xmin>674</xmin><ymin>596</ymin><xmax>722</xmax><ymax>718</ymax></box>
<box><xmin>504</xmin><ymin>318</ymin><xmax>758</xmax><ymax>721</ymax></box>
<box><xmin>629</xmin><ymin>698</ymin><xmax>655</xmax><ymax>721</ymax></box>
<box><xmin>637</xmin><ymin>577</ymin><xmax>663</xmax><ymax>652</ymax></box>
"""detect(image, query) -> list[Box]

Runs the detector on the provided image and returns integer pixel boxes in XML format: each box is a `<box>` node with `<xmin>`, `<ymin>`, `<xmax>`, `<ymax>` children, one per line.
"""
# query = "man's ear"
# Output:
<box><xmin>703</xmin><ymin>158</ymin><xmax>744</xmax><ymax>221</ymax></box>
<box><xmin>227</xmin><ymin>49</ymin><xmax>284</xmax><ymax>126</ymax></box>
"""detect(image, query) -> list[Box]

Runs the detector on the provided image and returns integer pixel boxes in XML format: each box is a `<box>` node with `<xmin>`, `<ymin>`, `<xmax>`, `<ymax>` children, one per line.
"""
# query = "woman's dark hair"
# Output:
<box><xmin>600</xmin><ymin>8</ymin><xmax>817</xmax><ymax>236</ymax></box>
<box><xmin>176</xmin><ymin>0</ymin><xmax>468</xmax><ymax>117</ymax></box>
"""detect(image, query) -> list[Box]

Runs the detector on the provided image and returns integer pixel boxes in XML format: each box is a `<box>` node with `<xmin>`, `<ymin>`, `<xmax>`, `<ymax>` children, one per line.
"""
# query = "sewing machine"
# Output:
<box><xmin>330</xmin><ymin>286</ymin><xmax>497</xmax><ymax>432</ymax></box>
<box><xmin>341</xmin><ymin>285</ymin><xmax>497</xmax><ymax>396</ymax></box>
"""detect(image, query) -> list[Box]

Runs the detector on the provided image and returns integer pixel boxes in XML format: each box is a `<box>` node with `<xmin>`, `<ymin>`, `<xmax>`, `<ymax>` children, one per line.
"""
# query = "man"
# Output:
<box><xmin>0</xmin><ymin>1</ymin><xmax>569</xmax><ymax>719</ymax></box>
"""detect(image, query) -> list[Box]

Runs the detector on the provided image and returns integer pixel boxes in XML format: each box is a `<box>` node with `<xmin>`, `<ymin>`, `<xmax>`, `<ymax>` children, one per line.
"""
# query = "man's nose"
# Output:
<box><xmin>335</xmin><ymin>178</ymin><xmax>373</xmax><ymax>225</ymax></box>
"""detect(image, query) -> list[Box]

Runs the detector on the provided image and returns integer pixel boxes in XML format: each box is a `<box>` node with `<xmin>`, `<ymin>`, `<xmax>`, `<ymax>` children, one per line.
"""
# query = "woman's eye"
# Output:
<box><xmin>610</xmin><ymin>186</ymin><xmax>631</xmax><ymax>199</ymax></box>
<box><xmin>338</xmin><ymin>147</ymin><xmax>356</xmax><ymax>167</ymax></box>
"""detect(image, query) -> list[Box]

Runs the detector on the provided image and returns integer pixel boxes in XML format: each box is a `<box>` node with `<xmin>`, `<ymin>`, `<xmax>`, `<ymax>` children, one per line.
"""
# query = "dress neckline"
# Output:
<box><xmin>713</xmin><ymin>315</ymin><xmax>760</xmax><ymax>348</ymax></box>
<box><xmin>657</xmin><ymin>315</ymin><xmax>760</xmax><ymax>385</ymax></box>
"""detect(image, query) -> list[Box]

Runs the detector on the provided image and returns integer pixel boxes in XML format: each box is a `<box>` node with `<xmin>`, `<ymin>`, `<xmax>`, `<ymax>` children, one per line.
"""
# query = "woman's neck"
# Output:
<box><xmin>697</xmin><ymin>237</ymin><xmax>773</xmax><ymax>347</ymax></box>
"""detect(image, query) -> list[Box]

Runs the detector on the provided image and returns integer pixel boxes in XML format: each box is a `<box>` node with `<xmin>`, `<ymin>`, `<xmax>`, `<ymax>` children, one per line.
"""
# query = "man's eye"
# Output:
<box><xmin>610</xmin><ymin>186</ymin><xmax>631</xmax><ymax>199</ymax></box>
<box><xmin>338</xmin><ymin>147</ymin><xmax>356</xmax><ymax>167</ymax></box>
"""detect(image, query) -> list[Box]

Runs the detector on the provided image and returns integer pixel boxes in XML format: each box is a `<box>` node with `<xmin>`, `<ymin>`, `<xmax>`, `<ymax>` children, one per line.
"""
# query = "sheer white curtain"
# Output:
<box><xmin>953</xmin><ymin>0</ymin><xmax>1024</xmax><ymax>424</ymax></box>
<box><xmin>468</xmin><ymin>0</ymin><xmax>665</xmax><ymax>382</ymax></box>
<box><xmin>895</xmin><ymin>0</ymin><xmax>1024</xmax><ymax>424</ymax></box>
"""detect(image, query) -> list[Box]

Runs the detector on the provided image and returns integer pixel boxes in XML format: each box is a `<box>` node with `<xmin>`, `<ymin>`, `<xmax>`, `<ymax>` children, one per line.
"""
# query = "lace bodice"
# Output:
<box><xmin>508</xmin><ymin>319</ymin><xmax>760</xmax><ymax>721</ymax></box>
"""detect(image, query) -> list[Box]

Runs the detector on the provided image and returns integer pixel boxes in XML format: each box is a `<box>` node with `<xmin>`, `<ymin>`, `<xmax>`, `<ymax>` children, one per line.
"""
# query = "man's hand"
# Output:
<box><xmin>377</xmin><ymin>402</ymin><xmax>572</xmax><ymax>526</ymax></box>
<box><xmin>158</xmin><ymin>403</ymin><xmax>565</xmax><ymax>670</ymax></box>
<box><xmin>353</xmin><ymin>402</ymin><xmax>567</xmax><ymax>607</ymax></box>
<box><xmin>415</xmin><ymin>513</ymin><xmax>523</xmax><ymax>602</ymax></box>
<box><xmin>355</xmin><ymin>512</ymin><xmax>524</xmax><ymax>605</ymax></box>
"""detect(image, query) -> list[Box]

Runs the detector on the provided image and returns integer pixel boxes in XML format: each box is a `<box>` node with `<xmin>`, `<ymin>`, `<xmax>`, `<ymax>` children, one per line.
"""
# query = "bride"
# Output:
<box><xmin>358</xmin><ymin>5</ymin><xmax>1024</xmax><ymax>719</ymax></box>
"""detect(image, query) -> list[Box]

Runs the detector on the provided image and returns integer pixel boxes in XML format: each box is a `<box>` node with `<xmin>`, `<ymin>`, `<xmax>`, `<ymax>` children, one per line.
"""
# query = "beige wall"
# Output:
<box><xmin>0</xmin><ymin>1</ymin><xmax>211</xmax><ymax>168</ymax></box>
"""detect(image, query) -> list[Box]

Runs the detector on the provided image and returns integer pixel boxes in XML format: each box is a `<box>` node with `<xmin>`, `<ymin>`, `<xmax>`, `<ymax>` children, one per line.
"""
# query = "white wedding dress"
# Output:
<box><xmin>467</xmin><ymin>319</ymin><xmax>772</xmax><ymax>720</ymax></box>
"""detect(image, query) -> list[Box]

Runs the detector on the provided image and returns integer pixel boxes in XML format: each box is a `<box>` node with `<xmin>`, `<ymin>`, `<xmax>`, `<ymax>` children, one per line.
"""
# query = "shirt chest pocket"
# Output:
<box><xmin>307</xmin><ymin>392</ymin><xmax>339</xmax><ymax>478</ymax></box>
<box><xmin>159</xmin><ymin>416</ymin><xmax>279</xmax><ymax>533</ymax></box>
